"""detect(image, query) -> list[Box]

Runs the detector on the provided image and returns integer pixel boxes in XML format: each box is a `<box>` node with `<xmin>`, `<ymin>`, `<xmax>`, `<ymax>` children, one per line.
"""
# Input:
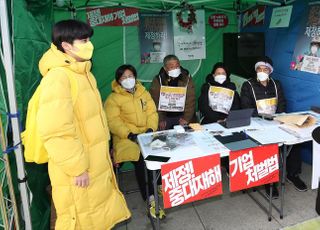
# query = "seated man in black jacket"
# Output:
<box><xmin>241</xmin><ymin>56</ymin><xmax>307</xmax><ymax>198</ymax></box>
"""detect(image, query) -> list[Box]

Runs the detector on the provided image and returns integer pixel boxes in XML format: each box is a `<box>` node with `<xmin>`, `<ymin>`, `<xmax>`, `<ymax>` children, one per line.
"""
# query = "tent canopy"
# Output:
<box><xmin>57</xmin><ymin>0</ymin><xmax>285</xmax><ymax>12</ymax></box>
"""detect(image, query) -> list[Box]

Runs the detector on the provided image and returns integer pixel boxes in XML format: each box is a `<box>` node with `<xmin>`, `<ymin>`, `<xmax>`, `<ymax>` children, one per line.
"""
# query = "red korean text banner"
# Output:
<box><xmin>161</xmin><ymin>154</ymin><xmax>222</xmax><ymax>209</ymax></box>
<box><xmin>229</xmin><ymin>144</ymin><xmax>279</xmax><ymax>192</ymax></box>
<box><xmin>208</xmin><ymin>14</ymin><xmax>229</xmax><ymax>29</ymax></box>
<box><xmin>242</xmin><ymin>6</ymin><xmax>266</xmax><ymax>28</ymax></box>
<box><xmin>86</xmin><ymin>7</ymin><xmax>139</xmax><ymax>27</ymax></box>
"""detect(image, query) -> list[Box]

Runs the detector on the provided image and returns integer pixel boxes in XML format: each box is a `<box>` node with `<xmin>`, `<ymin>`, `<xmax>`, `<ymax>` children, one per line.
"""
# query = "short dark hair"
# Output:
<box><xmin>311</xmin><ymin>42</ymin><xmax>320</xmax><ymax>47</ymax></box>
<box><xmin>211</xmin><ymin>62</ymin><xmax>230</xmax><ymax>78</ymax></box>
<box><xmin>163</xmin><ymin>54</ymin><xmax>180</xmax><ymax>67</ymax></box>
<box><xmin>115</xmin><ymin>64</ymin><xmax>137</xmax><ymax>83</ymax></box>
<box><xmin>52</xmin><ymin>19</ymin><xmax>93</xmax><ymax>52</ymax></box>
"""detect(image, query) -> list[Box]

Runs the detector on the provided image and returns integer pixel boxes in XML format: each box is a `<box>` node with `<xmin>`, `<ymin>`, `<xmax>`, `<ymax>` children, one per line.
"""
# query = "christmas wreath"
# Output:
<box><xmin>176</xmin><ymin>3</ymin><xmax>197</xmax><ymax>32</ymax></box>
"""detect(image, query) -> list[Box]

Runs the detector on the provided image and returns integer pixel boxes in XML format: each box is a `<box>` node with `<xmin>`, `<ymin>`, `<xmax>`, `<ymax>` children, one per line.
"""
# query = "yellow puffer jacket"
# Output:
<box><xmin>37</xmin><ymin>44</ymin><xmax>131</xmax><ymax>230</ymax></box>
<box><xmin>105</xmin><ymin>80</ymin><xmax>158</xmax><ymax>163</ymax></box>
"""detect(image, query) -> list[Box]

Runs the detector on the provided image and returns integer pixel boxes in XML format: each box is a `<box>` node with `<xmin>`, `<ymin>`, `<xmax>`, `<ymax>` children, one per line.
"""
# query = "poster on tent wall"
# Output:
<box><xmin>138</xmin><ymin>13</ymin><xmax>174</xmax><ymax>64</ymax></box>
<box><xmin>86</xmin><ymin>7</ymin><xmax>139</xmax><ymax>27</ymax></box>
<box><xmin>269</xmin><ymin>5</ymin><xmax>293</xmax><ymax>28</ymax></box>
<box><xmin>173</xmin><ymin>9</ymin><xmax>206</xmax><ymax>60</ymax></box>
<box><xmin>208</xmin><ymin>14</ymin><xmax>229</xmax><ymax>29</ymax></box>
<box><xmin>242</xmin><ymin>6</ymin><xmax>266</xmax><ymax>28</ymax></box>
<box><xmin>161</xmin><ymin>154</ymin><xmax>222</xmax><ymax>209</ymax></box>
<box><xmin>291</xmin><ymin>4</ymin><xmax>320</xmax><ymax>74</ymax></box>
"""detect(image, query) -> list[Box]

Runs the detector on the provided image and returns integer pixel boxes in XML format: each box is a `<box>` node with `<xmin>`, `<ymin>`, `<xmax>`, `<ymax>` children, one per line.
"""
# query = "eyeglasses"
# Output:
<box><xmin>256</xmin><ymin>67</ymin><xmax>270</xmax><ymax>73</ymax></box>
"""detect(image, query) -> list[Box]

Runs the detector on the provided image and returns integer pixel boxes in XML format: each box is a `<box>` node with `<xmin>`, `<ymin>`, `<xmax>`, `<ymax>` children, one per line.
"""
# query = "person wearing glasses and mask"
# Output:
<box><xmin>150</xmin><ymin>54</ymin><xmax>196</xmax><ymax>130</ymax></box>
<box><xmin>241</xmin><ymin>56</ymin><xmax>307</xmax><ymax>199</ymax></box>
<box><xmin>104</xmin><ymin>64</ymin><xmax>166</xmax><ymax>219</ymax></box>
<box><xmin>198</xmin><ymin>62</ymin><xmax>240</xmax><ymax>124</ymax></box>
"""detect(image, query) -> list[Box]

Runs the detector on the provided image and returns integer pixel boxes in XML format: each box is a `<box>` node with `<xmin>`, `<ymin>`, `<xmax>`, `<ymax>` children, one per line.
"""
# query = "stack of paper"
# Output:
<box><xmin>274</xmin><ymin>114</ymin><xmax>316</xmax><ymax>127</ymax></box>
<box><xmin>279</xmin><ymin>124</ymin><xmax>316</xmax><ymax>139</ymax></box>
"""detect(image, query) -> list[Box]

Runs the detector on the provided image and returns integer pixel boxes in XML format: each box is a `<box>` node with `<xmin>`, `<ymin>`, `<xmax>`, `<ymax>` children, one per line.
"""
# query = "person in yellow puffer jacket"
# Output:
<box><xmin>37</xmin><ymin>20</ymin><xmax>130</xmax><ymax>230</ymax></box>
<box><xmin>104</xmin><ymin>65</ymin><xmax>165</xmax><ymax>219</ymax></box>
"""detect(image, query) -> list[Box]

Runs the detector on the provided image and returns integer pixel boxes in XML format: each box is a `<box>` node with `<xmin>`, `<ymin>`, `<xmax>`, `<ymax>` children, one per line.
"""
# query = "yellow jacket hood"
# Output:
<box><xmin>39</xmin><ymin>43</ymin><xmax>91</xmax><ymax>77</ymax></box>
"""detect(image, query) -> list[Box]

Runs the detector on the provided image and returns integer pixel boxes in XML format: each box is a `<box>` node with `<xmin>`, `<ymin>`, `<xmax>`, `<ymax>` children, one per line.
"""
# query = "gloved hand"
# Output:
<box><xmin>145</xmin><ymin>128</ymin><xmax>153</xmax><ymax>133</ymax></box>
<box><xmin>127</xmin><ymin>132</ymin><xmax>138</xmax><ymax>142</ymax></box>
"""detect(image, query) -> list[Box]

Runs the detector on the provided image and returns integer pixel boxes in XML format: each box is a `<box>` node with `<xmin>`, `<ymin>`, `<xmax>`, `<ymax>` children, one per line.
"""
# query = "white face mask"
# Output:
<box><xmin>154</xmin><ymin>44</ymin><xmax>161</xmax><ymax>51</ymax></box>
<box><xmin>311</xmin><ymin>45</ymin><xmax>318</xmax><ymax>55</ymax></box>
<box><xmin>257</xmin><ymin>72</ymin><xmax>269</xmax><ymax>82</ymax></box>
<box><xmin>168</xmin><ymin>68</ymin><xmax>181</xmax><ymax>78</ymax></box>
<box><xmin>121</xmin><ymin>78</ymin><xmax>136</xmax><ymax>90</ymax></box>
<box><xmin>214</xmin><ymin>74</ymin><xmax>227</xmax><ymax>84</ymax></box>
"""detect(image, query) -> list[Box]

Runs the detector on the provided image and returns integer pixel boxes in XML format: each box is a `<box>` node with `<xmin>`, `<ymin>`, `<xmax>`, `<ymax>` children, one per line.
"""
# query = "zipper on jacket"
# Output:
<box><xmin>140</xmin><ymin>99</ymin><xmax>143</xmax><ymax>110</ymax></box>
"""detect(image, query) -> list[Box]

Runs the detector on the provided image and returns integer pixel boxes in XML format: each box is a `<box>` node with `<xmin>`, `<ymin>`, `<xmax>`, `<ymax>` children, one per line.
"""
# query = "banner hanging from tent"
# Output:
<box><xmin>242</xmin><ymin>6</ymin><xmax>266</xmax><ymax>28</ymax></box>
<box><xmin>86</xmin><ymin>7</ymin><xmax>139</xmax><ymax>27</ymax></box>
<box><xmin>138</xmin><ymin>12</ymin><xmax>174</xmax><ymax>64</ymax></box>
<box><xmin>291</xmin><ymin>4</ymin><xmax>320</xmax><ymax>74</ymax></box>
<box><xmin>161</xmin><ymin>154</ymin><xmax>222</xmax><ymax>209</ymax></box>
<box><xmin>173</xmin><ymin>9</ymin><xmax>206</xmax><ymax>61</ymax></box>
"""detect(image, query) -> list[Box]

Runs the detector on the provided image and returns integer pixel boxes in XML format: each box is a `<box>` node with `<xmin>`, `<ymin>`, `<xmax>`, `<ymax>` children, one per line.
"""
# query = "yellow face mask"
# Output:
<box><xmin>72</xmin><ymin>41</ymin><xmax>94</xmax><ymax>60</ymax></box>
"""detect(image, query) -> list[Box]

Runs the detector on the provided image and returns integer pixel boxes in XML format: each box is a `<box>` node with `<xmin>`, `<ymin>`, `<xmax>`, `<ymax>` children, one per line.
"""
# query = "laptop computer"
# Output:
<box><xmin>219</xmin><ymin>108</ymin><xmax>254</xmax><ymax>129</ymax></box>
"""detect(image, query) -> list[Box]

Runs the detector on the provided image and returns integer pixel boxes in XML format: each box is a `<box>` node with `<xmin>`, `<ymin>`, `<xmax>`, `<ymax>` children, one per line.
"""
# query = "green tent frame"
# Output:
<box><xmin>0</xmin><ymin>0</ymin><xmax>294</xmax><ymax>229</ymax></box>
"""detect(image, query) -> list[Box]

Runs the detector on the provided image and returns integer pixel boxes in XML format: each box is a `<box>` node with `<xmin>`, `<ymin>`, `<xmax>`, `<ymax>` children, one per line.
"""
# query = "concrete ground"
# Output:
<box><xmin>114</xmin><ymin>162</ymin><xmax>319</xmax><ymax>230</ymax></box>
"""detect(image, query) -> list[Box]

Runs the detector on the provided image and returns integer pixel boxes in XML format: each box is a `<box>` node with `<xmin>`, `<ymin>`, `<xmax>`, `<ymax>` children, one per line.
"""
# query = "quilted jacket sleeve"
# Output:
<box><xmin>145</xmin><ymin>91</ymin><xmax>159</xmax><ymax>131</ymax></box>
<box><xmin>240</xmin><ymin>81</ymin><xmax>258</xmax><ymax>116</ymax></box>
<box><xmin>183</xmin><ymin>77</ymin><xmax>196</xmax><ymax>122</ymax></box>
<box><xmin>37</xmin><ymin>70</ymin><xmax>89</xmax><ymax>177</ymax></box>
<box><xmin>274</xmin><ymin>80</ymin><xmax>286</xmax><ymax>113</ymax></box>
<box><xmin>104</xmin><ymin>95</ymin><xmax>131</xmax><ymax>138</ymax></box>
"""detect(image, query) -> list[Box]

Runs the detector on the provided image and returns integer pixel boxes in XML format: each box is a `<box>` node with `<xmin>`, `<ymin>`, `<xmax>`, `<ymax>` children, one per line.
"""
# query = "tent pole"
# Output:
<box><xmin>257</xmin><ymin>0</ymin><xmax>281</xmax><ymax>6</ymax></box>
<box><xmin>191</xmin><ymin>0</ymin><xmax>220</xmax><ymax>5</ymax></box>
<box><xmin>123</xmin><ymin>26</ymin><xmax>126</xmax><ymax>64</ymax></box>
<box><xmin>162</xmin><ymin>0</ymin><xmax>180</xmax><ymax>4</ymax></box>
<box><xmin>309</xmin><ymin>1</ymin><xmax>320</xmax><ymax>5</ymax></box>
<box><xmin>0</xmin><ymin>0</ymin><xmax>32</xmax><ymax>229</ymax></box>
<box><xmin>205</xmin><ymin>6</ymin><xmax>235</xmax><ymax>13</ymax></box>
<box><xmin>77</xmin><ymin>3</ymin><xmax>164</xmax><ymax>12</ymax></box>
<box><xmin>286</xmin><ymin>0</ymin><xmax>296</xmax><ymax>4</ymax></box>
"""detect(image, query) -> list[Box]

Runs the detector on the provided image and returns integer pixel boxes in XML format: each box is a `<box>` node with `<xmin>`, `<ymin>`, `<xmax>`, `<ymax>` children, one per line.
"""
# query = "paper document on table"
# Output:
<box><xmin>250</xmin><ymin>117</ymin><xmax>280</xmax><ymax>128</ymax></box>
<box><xmin>189</xmin><ymin>123</ymin><xmax>204</xmax><ymax>131</ymax></box>
<box><xmin>202</xmin><ymin>122</ymin><xmax>226</xmax><ymax>131</ymax></box>
<box><xmin>192</xmin><ymin>131</ymin><xmax>229</xmax><ymax>156</ymax></box>
<box><xmin>246</xmin><ymin>126</ymin><xmax>297</xmax><ymax>144</ymax></box>
<box><xmin>279</xmin><ymin>124</ymin><xmax>316</xmax><ymax>139</ymax></box>
<box><xmin>274</xmin><ymin>114</ymin><xmax>316</xmax><ymax>127</ymax></box>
